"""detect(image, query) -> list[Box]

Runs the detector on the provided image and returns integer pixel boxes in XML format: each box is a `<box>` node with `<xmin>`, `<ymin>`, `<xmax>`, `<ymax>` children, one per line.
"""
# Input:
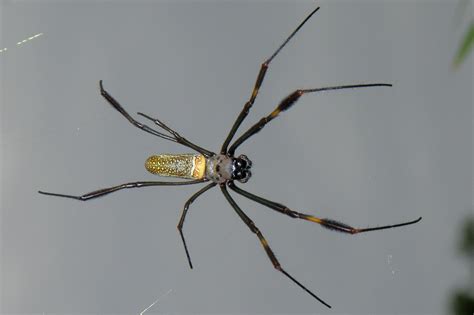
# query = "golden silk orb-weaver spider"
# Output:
<box><xmin>39</xmin><ymin>6</ymin><xmax>422</xmax><ymax>308</ymax></box>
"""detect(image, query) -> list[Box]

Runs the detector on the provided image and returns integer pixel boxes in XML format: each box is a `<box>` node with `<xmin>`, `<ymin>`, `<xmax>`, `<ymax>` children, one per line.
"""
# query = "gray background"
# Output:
<box><xmin>1</xmin><ymin>0</ymin><xmax>472</xmax><ymax>314</ymax></box>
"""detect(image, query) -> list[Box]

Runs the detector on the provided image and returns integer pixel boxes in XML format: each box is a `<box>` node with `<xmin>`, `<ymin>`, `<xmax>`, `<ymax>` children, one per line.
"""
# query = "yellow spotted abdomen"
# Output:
<box><xmin>145</xmin><ymin>154</ymin><xmax>206</xmax><ymax>179</ymax></box>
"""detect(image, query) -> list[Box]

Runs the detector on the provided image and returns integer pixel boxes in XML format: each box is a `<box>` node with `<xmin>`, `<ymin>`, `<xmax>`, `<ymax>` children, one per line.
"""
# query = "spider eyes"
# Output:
<box><xmin>233</xmin><ymin>170</ymin><xmax>252</xmax><ymax>183</ymax></box>
<box><xmin>232</xmin><ymin>155</ymin><xmax>253</xmax><ymax>183</ymax></box>
<box><xmin>235</xmin><ymin>160</ymin><xmax>246</xmax><ymax>168</ymax></box>
<box><xmin>235</xmin><ymin>154</ymin><xmax>252</xmax><ymax>168</ymax></box>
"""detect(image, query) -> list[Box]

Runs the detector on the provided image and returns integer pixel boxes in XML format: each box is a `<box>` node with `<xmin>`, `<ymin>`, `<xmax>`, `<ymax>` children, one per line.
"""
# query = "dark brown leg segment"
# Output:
<box><xmin>38</xmin><ymin>179</ymin><xmax>207</xmax><ymax>201</ymax></box>
<box><xmin>220</xmin><ymin>7</ymin><xmax>321</xmax><ymax>154</ymax></box>
<box><xmin>100</xmin><ymin>81</ymin><xmax>214</xmax><ymax>157</ymax></box>
<box><xmin>178</xmin><ymin>182</ymin><xmax>216</xmax><ymax>269</ymax></box>
<box><xmin>229</xmin><ymin>83</ymin><xmax>392</xmax><ymax>153</ymax></box>
<box><xmin>228</xmin><ymin>181</ymin><xmax>422</xmax><ymax>234</ymax></box>
<box><xmin>220</xmin><ymin>184</ymin><xmax>331</xmax><ymax>308</ymax></box>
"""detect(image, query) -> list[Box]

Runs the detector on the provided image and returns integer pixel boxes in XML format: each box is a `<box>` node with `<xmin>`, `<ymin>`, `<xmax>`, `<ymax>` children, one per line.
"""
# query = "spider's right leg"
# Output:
<box><xmin>221</xmin><ymin>184</ymin><xmax>331</xmax><ymax>308</ymax></box>
<box><xmin>177</xmin><ymin>182</ymin><xmax>216</xmax><ymax>269</ymax></box>
<box><xmin>220</xmin><ymin>6</ymin><xmax>320</xmax><ymax>154</ymax></box>
<box><xmin>38</xmin><ymin>179</ymin><xmax>206</xmax><ymax>201</ymax></box>
<box><xmin>228</xmin><ymin>181</ymin><xmax>422</xmax><ymax>234</ymax></box>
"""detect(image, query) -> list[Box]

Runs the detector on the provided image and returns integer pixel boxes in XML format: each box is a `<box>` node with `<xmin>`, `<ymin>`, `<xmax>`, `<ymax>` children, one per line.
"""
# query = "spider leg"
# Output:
<box><xmin>228</xmin><ymin>83</ymin><xmax>392</xmax><ymax>154</ymax></box>
<box><xmin>177</xmin><ymin>182</ymin><xmax>216</xmax><ymax>269</ymax></box>
<box><xmin>99</xmin><ymin>80</ymin><xmax>213</xmax><ymax>157</ymax></box>
<box><xmin>38</xmin><ymin>179</ymin><xmax>207</xmax><ymax>201</ymax></box>
<box><xmin>137</xmin><ymin>112</ymin><xmax>214</xmax><ymax>157</ymax></box>
<box><xmin>220</xmin><ymin>6</ymin><xmax>321</xmax><ymax>154</ymax></box>
<box><xmin>228</xmin><ymin>181</ymin><xmax>422</xmax><ymax>234</ymax></box>
<box><xmin>220</xmin><ymin>184</ymin><xmax>331</xmax><ymax>308</ymax></box>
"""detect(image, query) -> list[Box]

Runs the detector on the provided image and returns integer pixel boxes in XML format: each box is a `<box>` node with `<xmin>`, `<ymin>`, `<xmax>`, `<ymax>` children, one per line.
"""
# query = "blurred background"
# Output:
<box><xmin>1</xmin><ymin>1</ymin><xmax>472</xmax><ymax>314</ymax></box>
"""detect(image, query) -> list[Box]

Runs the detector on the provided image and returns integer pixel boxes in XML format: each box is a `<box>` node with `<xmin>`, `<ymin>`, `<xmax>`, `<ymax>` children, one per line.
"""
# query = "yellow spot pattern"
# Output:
<box><xmin>145</xmin><ymin>154</ymin><xmax>206</xmax><ymax>179</ymax></box>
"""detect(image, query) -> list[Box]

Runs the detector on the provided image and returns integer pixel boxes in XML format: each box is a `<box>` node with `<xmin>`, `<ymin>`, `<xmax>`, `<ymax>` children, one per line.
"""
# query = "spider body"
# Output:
<box><xmin>39</xmin><ymin>6</ymin><xmax>421</xmax><ymax>309</ymax></box>
<box><xmin>144</xmin><ymin>153</ymin><xmax>252</xmax><ymax>184</ymax></box>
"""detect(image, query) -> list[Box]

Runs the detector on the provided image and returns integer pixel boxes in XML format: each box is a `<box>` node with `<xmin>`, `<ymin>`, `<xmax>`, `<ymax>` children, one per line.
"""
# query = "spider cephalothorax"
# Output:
<box><xmin>204</xmin><ymin>154</ymin><xmax>252</xmax><ymax>184</ymax></box>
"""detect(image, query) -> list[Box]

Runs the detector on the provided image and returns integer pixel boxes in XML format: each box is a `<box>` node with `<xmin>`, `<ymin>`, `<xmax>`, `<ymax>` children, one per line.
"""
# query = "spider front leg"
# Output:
<box><xmin>228</xmin><ymin>181</ymin><xmax>422</xmax><ymax>234</ymax></box>
<box><xmin>177</xmin><ymin>182</ymin><xmax>216</xmax><ymax>269</ymax></box>
<box><xmin>220</xmin><ymin>184</ymin><xmax>331</xmax><ymax>308</ymax></box>
<box><xmin>220</xmin><ymin>6</ymin><xmax>321</xmax><ymax>154</ymax></box>
<box><xmin>228</xmin><ymin>83</ymin><xmax>392</xmax><ymax>153</ymax></box>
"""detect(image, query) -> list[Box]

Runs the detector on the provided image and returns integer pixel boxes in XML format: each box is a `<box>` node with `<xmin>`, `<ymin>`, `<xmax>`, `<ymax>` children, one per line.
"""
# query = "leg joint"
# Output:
<box><xmin>248</xmin><ymin>221</ymin><xmax>260</xmax><ymax>234</ymax></box>
<box><xmin>283</xmin><ymin>207</ymin><xmax>299</xmax><ymax>218</ymax></box>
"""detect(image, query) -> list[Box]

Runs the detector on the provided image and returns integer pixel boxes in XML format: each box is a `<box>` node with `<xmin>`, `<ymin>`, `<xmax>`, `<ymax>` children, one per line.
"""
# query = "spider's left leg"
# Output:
<box><xmin>228</xmin><ymin>83</ymin><xmax>391</xmax><ymax>154</ymax></box>
<box><xmin>220</xmin><ymin>184</ymin><xmax>331</xmax><ymax>308</ymax></box>
<box><xmin>228</xmin><ymin>181</ymin><xmax>422</xmax><ymax>234</ymax></box>
<box><xmin>137</xmin><ymin>112</ymin><xmax>214</xmax><ymax>157</ymax></box>
<box><xmin>100</xmin><ymin>81</ymin><xmax>214</xmax><ymax>157</ymax></box>
<box><xmin>178</xmin><ymin>182</ymin><xmax>216</xmax><ymax>269</ymax></box>
<box><xmin>220</xmin><ymin>6</ymin><xmax>321</xmax><ymax>155</ymax></box>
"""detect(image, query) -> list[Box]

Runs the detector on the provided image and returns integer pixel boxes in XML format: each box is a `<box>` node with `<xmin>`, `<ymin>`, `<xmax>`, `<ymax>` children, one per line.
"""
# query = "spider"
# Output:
<box><xmin>39</xmin><ymin>6</ymin><xmax>422</xmax><ymax>308</ymax></box>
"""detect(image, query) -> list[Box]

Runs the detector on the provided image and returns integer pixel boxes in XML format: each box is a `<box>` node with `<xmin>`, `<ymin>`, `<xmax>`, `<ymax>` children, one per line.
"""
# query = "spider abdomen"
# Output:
<box><xmin>145</xmin><ymin>154</ymin><xmax>206</xmax><ymax>179</ymax></box>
